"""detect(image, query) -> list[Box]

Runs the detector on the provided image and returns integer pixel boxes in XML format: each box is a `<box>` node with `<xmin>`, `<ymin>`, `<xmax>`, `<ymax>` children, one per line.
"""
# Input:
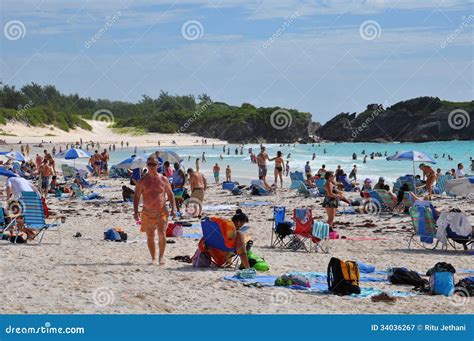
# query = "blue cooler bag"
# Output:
<box><xmin>430</xmin><ymin>271</ymin><xmax>454</xmax><ymax>296</ymax></box>
<box><xmin>222</xmin><ymin>182</ymin><xmax>236</xmax><ymax>190</ymax></box>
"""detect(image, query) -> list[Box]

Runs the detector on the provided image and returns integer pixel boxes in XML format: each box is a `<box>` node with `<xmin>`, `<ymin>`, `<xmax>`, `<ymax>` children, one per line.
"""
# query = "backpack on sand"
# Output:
<box><xmin>327</xmin><ymin>257</ymin><xmax>361</xmax><ymax>296</ymax></box>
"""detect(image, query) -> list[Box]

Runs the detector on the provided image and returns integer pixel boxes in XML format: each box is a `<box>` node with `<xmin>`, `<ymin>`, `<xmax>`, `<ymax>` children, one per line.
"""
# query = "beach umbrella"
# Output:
<box><xmin>387</xmin><ymin>150</ymin><xmax>436</xmax><ymax>185</ymax></box>
<box><xmin>0</xmin><ymin>167</ymin><xmax>18</xmax><ymax>178</ymax></box>
<box><xmin>59</xmin><ymin>148</ymin><xmax>91</xmax><ymax>168</ymax></box>
<box><xmin>63</xmin><ymin>148</ymin><xmax>91</xmax><ymax>160</ymax></box>
<box><xmin>2</xmin><ymin>151</ymin><xmax>26</xmax><ymax>162</ymax></box>
<box><xmin>115</xmin><ymin>155</ymin><xmax>147</xmax><ymax>170</ymax></box>
<box><xmin>151</xmin><ymin>150</ymin><xmax>182</xmax><ymax>164</ymax></box>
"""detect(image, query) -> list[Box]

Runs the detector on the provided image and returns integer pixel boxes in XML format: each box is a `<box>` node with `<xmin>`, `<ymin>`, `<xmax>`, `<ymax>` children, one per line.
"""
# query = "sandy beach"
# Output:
<box><xmin>1</xmin><ymin>121</ymin><xmax>226</xmax><ymax>148</ymax></box>
<box><xmin>1</xmin><ymin>175</ymin><xmax>472</xmax><ymax>314</ymax></box>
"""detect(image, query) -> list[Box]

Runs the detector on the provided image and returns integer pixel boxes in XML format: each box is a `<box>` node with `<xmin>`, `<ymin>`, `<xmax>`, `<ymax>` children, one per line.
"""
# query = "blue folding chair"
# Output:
<box><xmin>201</xmin><ymin>217</ymin><xmax>238</xmax><ymax>267</ymax></box>
<box><xmin>289</xmin><ymin>171</ymin><xmax>305</xmax><ymax>189</ymax></box>
<box><xmin>20</xmin><ymin>191</ymin><xmax>64</xmax><ymax>244</ymax></box>
<box><xmin>315</xmin><ymin>179</ymin><xmax>326</xmax><ymax>194</ymax></box>
<box><xmin>271</xmin><ymin>206</ymin><xmax>292</xmax><ymax>248</ymax></box>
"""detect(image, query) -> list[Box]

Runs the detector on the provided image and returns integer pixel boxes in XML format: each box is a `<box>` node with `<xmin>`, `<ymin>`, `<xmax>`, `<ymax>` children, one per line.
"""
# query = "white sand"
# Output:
<box><xmin>1</xmin><ymin>177</ymin><xmax>472</xmax><ymax>314</ymax></box>
<box><xmin>1</xmin><ymin>121</ymin><xmax>225</xmax><ymax>147</ymax></box>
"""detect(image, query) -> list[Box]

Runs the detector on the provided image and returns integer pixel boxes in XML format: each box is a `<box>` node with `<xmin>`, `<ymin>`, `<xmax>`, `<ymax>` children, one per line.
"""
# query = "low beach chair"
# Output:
<box><xmin>270</xmin><ymin>206</ymin><xmax>292</xmax><ymax>249</ymax></box>
<box><xmin>290</xmin><ymin>208</ymin><xmax>319</xmax><ymax>252</ymax></box>
<box><xmin>250</xmin><ymin>180</ymin><xmax>271</xmax><ymax>196</ymax></box>
<box><xmin>61</xmin><ymin>164</ymin><xmax>75</xmax><ymax>180</ymax></box>
<box><xmin>339</xmin><ymin>175</ymin><xmax>354</xmax><ymax>192</ymax></box>
<box><xmin>365</xmin><ymin>189</ymin><xmax>397</xmax><ymax>214</ymax></box>
<box><xmin>200</xmin><ymin>217</ymin><xmax>239</xmax><ymax>268</ymax></box>
<box><xmin>315</xmin><ymin>179</ymin><xmax>326</xmax><ymax>194</ymax></box>
<box><xmin>408</xmin><ymin>201</ymin><xmax>439</xmax><ymax>249</ymax></box>
<box><xmin>289</xmin><ymin>171</ymin><xmax>305</xmax><ymax>189</ymax></box>
<box><xmin>20</xmin><ymin>191</ymin><xmax>64</xmax><ymax>244</ymax></box>
<box><xmin>435</xmin><ymin>174</ymin><xmax>454</xmax><ymax>197</ymax></box>
<box><xmin>0</xmin><ymin>208</ymin><xmax>17</xmax><ymax>240</ymax></box>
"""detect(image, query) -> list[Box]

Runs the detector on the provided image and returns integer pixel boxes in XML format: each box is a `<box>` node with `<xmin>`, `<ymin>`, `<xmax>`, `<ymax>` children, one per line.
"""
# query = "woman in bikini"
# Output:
<box><xmin>419</xmin><ymin>163</ymin><xmax>436</xmax><ymax>200</ymax></box>
<box><xmin>270</xmin><ymin>151</ymin><xmax>284</xmax><ymax>190</ymax></box>
<box><xmin>322</xmin><ymin>171</ymin><xmax>350</xmax><ymax>231</ymax></box>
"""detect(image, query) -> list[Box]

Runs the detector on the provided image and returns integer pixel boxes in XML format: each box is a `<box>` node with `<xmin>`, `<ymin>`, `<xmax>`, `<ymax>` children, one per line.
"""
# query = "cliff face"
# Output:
<box><xmin>316</xmin><ymin>97</ymin><xmax>474</xmax><ymax>142</ymax></box>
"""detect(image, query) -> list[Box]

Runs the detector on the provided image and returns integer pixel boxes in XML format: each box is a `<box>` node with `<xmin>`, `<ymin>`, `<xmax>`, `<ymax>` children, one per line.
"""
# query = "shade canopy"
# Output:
<box><xmin>150</xmin><ymin>150</ymin><xmax>182</xmax><ymax>165</ymax></box>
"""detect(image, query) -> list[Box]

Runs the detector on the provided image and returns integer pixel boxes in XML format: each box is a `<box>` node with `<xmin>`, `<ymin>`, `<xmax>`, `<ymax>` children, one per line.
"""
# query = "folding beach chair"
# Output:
<box><xmin>339</xmin><ymin>175</ymin><xmax>354</xmax><ymax>192</ymax></box>
<box><xmin>61</xmin><ymin>164</ymin><xmax>75</xmax><ymax>180</ymax></box>
<box><xmin>270</xmin><ymin>206</ymin><xmax>292</xmax><ymax>248</ymax></box>
<box><xmin>365</xmin><ymin>189</ymin><xmax>397</xmax><ymax>214</ymax></box>
<box><xmin>315</xmin><ymin>179</ymin><xmax>326</xmax><ymax>194</ymax></box>
<box><xmin>408</xmin><ymin>201</ymin><xmax>439</xmax><ymax>249</ymax></box>
<box><xmin>200</xmin><ymin>217</ymin><xmax>239</xmax><ymax>268</ymax></box>
<box><xmin>250</xmin><ymin>180</ymin><xmax>272</xmax><ymax>196</ymax></box>
<box><xmin>20</xmin><ymin>191</ymin><xmax>64</xmax><ymax>244</ymax></box>
<box><xmin>395</xmin><ymin>191</ymin><xmax>416</xmax><ymax>213</ymax></box>
<box><xmin>289</xmin><ymin>171</ymin><xmax>305</xmax><ymax>190</ymax></box>
<box><xmin>435</xmin><ymin>174</ymin><xmax>454</xmax><ymax>197</ymax></box>
<box><xmin>290</xmin><ymin>208</ymin><xmax>320</xmax><ymax>252</ymax></box>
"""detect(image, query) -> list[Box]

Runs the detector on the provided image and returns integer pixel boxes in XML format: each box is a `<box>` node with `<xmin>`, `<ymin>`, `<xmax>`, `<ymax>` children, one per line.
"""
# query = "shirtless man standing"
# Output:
<box><xmin>187</xmin><ymin>167</ymin><xmax>207</xmax><ymax>217</ymax></box>
<box><xmin>134</xmin><ymin>156</ymin><xmax>176</xmax><ymax>265</ymax></box>
<box><xmin>38</xmin><ymin>159</ymin><xmax>53</xmax><ymax>197</ymax></box>
<box><xmin>257</xmin><ymin>146</ymin><xmax>271</xmax><ymax>190</ymax></box>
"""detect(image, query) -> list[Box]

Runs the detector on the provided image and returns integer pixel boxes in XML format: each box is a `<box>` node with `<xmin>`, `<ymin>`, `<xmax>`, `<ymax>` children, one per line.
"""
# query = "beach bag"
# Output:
<box><xmin>222</xmin><ymin>182</ymin><xmax>236</xmax><ymax>190</ymax></box>
<box><xmin>388</xmin><ymin>268</ymin><xmax>428</xmax><ymax>287</ymax></box>
<box><xmin>166</xmin><ymin>223</ymin><xmax>183</xmax><ymax>237</ymax></box>
<box><xmin>104</xmin><ymin>228</ymin><xmax>121</xmax><ymax>241</ymax></box>
<box><xmin>231</xmin><ymin>187</ymin><xmax>242</xmax><ymax>195</ymax></box>
<box><xmin>246</xmin><ymin>251</ymin><xmax>269</xmax><ymax>272</ymax></box>
<box><xmin>429</xmin><ymin>272</ymin><xmax>454</xmax><ymax>296</ymax></box>
<box><xmin>426</xmin><ymin>262</ymin><xmax>456</xmax><ymax>276</ymax></box>
<box><xmin>276</xmin><ymin>222</ymin><xmax>293</xmax><ymax>238</ymax></box>
<box><xmin>327</xmin><ymin>257</ymin><xmax>361</xmax><ymax>295</ymax></box>
<box><xmin>191</xmin><ymin>249</ymin><xmax>211</xmax><ymax>268</ymax></box>
<box><xmin>454</xmin><ymin>277</ymin><xmax>474</xmax><ymax>296</ymax></box>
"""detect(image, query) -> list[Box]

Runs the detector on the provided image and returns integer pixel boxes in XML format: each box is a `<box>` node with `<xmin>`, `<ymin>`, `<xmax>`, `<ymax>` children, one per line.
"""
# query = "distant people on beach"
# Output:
<box><xmin>270</xmin><ymin>151</ymin><xmax>284</xmax><ymax>189</ymax></box>
<box><xmin>349</xmin><ymin>165</ymin><xmax>357</xmax><ymax>181</ymax></box>
<box><xmin>257</xmin><ymin>146</ymin><xmax>271</xmax><ymax>190</ymax></box>
<box><xmin>213</xmin><ymin>163</ymin><xmax>220</xmax><ymax>184</ymax></box>
<box><xmin>304</xmin><ymin>161</ymin><xmax>312</xmax><ymax>180</ymax></box>
<box><xmin>455</xmin><ymin>163</ymin><xmax>465</xmax><ymax>178</ymax></box>
<box><xmin>226</xmin><ymin>165</ymin><xmax>232</xmax><ymax>182</ymax></box>
<box><xmin>187</xmin><ymin>167</ymin><xmax>207</xmax><ymax>217</ymax></box>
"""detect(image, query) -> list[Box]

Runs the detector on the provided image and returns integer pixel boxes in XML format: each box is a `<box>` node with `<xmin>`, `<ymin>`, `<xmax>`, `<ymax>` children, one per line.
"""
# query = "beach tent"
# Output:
<box><xmin>115</xmin><ymin>155</ymin><xmax>147</xmax><ymax>170</ymax></box>
<box><xmin>0</xmin><ymin>167</ymin><xmax>18</xmax><ymax>178</ymax></box>
<box><xmin>0</xmin><ymin>151</ymin><xmax>26</xmax><ymax>162</ymax></box>
<box><xmin>386</xmin><ymin>151</ymin><xmax>436</xmax><ymax>186</ymax></box>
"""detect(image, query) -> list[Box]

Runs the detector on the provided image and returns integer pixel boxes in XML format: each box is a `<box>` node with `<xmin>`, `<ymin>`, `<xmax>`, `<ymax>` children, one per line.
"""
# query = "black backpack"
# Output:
<box><xmin>327</xmin><ymin>257</ymin><xmax>361</xmax><ymax>296</ymax></box>
<box><xmin>388</xmin><ymin>268</ymin><xmax>428</xmax><ymax>288</ymax></box>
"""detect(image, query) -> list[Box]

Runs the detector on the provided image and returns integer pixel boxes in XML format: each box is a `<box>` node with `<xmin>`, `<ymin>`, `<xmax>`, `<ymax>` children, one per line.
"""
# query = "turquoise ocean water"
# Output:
<box><xmin>71</xmin><ymin>141</ymin><xmax>473</xmax><ymax>186</ymax></box>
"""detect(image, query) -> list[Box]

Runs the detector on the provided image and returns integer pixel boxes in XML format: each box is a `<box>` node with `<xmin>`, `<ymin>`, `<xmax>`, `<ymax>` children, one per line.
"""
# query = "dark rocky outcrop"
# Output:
<box><xmin>316</xmin><ymin>97</ymin><xmax>474</xmax><ymax>142</ymax></box>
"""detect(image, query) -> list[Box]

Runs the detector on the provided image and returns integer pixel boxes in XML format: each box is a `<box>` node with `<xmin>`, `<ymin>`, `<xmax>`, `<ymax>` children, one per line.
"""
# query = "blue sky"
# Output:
<box><xmin>1</xmin><ymin>0</ymin><xmax>473</xmax><ymax>123</ymax></box>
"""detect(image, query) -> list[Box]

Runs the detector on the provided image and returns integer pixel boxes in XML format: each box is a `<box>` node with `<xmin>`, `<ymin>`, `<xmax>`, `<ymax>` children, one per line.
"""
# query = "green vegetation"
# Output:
<box><xmin>0</xmin><ymin>83</ymin><xmax>311</xmax><ymax>142</ymax></box>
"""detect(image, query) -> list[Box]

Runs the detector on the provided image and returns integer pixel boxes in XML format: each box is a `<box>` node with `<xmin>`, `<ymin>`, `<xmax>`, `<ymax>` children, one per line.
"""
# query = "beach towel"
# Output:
<box><xmin>239</xmin><ymin>201</ymin><xmax>272</xmax><ymax>207</ymax></box>
<box><xmin>312</xmin><ymin>221</ymin><xmax>330</xmax><ymax>240</ymax></box>
<box><xmin>224</xmin><ymin>275</ymin><xmax>415</xmax><ymax>297</ymax></box>
<box><xmin>202</xmin><ymin>204</ymin><xmax>237</xmax><ymax>211</ymax></box>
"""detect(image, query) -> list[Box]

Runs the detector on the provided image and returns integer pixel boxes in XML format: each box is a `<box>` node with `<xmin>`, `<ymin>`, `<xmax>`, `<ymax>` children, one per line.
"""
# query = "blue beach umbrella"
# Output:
<box><xmin>63</xmin><ymin>148</ymin><xmax>91</xmax><ymax>160</ymax></box>
<box><xmin>58</xmin><ymin>148</ymin><xmax>91</xmax><ymax>168</ymax></box>
<box><xmin>387</xmin><ymin>150</ymin><xmax>436</xmax><ymax>184</ymax></box>
<box><xmin>1</xmin><ymin>151</ymin><xmax>27</xmax><ymax>162</ymax></box>
<box><xmin>0</xmin><ymin>167</ymin><xmax>18</xmax><ymax>178</ymax></box>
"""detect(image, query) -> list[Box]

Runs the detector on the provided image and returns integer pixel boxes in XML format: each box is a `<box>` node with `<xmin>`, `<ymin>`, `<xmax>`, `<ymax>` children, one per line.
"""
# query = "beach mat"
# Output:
<box><xmin>202</xmin><ymin>204</ymin><xmax>236</xmax><ymax>211</ymax></box>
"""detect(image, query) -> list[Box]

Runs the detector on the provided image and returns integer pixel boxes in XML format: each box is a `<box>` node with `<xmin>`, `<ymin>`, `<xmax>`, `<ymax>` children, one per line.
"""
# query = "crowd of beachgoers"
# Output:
<box><xmin>1</xmin><ymin>139</ymin><xmax>473</xmax><ymax>314</ymax></box>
